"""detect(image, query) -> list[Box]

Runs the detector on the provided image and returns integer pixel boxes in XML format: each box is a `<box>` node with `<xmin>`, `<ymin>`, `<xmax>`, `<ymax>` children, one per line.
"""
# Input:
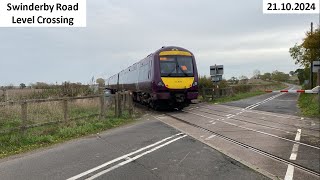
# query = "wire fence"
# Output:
<box><xmin>0</xmin><ymin>92</ymin><xmax>134</xmax><ymax>135</ymax></box>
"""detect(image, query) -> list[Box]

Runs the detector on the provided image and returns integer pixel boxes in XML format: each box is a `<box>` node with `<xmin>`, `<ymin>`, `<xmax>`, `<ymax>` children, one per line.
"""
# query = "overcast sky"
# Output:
<box><xmin>0</xmin><ymin>0</ymin><xmax>319</xmax><ymax>86</ymax></box>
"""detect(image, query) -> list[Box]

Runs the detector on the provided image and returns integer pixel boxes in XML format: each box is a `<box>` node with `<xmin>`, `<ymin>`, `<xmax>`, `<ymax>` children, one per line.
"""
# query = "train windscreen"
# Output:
<box><xmin>160</xmin><ymin>56</ymin><xmax>194</xmax><ymax>77</ymax></box>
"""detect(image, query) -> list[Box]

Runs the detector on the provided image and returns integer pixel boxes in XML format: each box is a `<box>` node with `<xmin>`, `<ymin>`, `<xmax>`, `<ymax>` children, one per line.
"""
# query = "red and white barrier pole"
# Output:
<box><xmin>265</xmin><ymin>86</ymin><xmax>320</xmax><ymax>94</ymax></box>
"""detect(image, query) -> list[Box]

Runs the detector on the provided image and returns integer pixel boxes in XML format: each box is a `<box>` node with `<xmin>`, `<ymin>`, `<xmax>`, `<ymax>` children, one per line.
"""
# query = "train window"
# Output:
<box><xmin>160</xmin><ymin>56</ymin><xmax>194</xmax><ymax>77</ymax></box>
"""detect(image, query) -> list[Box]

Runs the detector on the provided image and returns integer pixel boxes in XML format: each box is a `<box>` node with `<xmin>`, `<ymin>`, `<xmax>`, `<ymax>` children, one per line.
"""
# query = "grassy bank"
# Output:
<box><xmin>298</xmin><ymin>93</ymin><xmax>320</xmax><ymax>118</ymax></box>
<box><xmin>0</xmin><ymin>112</ymin><xmax>136</xmax><ymax>159</ymax></box>
<box><xmin>209</xmin><ymin>83</ymin><xmax>287</xmax><ymax>104</ymax></box>
<box><xmin>210</xmin><ymin>91</ymin><xmax>266</xmax><ymax>104</ymax></box>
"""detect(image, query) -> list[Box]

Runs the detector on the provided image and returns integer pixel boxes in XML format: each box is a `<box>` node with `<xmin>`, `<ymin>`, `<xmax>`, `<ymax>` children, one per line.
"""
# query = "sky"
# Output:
<box><xmin>0</xmin><ymin>0</ymin><xmax>319</xmax><ymax>86</ymax></box>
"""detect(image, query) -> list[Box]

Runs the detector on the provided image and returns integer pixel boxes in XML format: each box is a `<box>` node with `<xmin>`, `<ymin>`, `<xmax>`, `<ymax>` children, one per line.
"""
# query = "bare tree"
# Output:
<box><xmin>253</xmin><ymin>69</ymin><xmax>261</xmax><ymax>79</ymax></box>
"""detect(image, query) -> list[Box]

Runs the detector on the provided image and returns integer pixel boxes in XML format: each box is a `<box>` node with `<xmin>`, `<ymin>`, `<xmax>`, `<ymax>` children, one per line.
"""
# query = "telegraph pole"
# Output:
<box><xmin>310</xmin><ymin>22</ymin><xmax>314</xmax><ymax>88</ymax></box>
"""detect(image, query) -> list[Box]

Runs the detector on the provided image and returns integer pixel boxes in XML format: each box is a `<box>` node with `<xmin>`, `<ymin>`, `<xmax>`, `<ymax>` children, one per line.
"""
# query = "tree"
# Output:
<box><xmin>96</xmin><ymin>78</ymin><xmax>105</xmax><ymax>87</ymax></box>
<box><xmin>252</xmin><ymin>69</ymin><xmax>261</xmax><ymax>79</ymax></box>
<box><xmin>271</xmin><ymin>70</ymin><xmax>290</xmax><ymax>82</ymax></box>
<box><xmin>229</xmin><ymin>77</ymin><xmax>239</xmax><ymax>84</ymax></box>
<box><xmin>260</xmin><ymin>73</ymin><xmax>271</xmax><ymax>81</ymax></box>
<box><xmin>289</xmin><ymin>71</ymin><xmax>295</xmax><ymax>76</ymax></box>
<box><xmin>289</xmin><ymin>27</ymin><xmax>320</xmax><ymax>67</ymax></box>
<box><xmin>20</xmin><ymin>83</ymin><xmax>26</xmax><ymax>89</ymax></box>
<box><xmin>199</xmin><ymin>75</ymin><xmax>213</xmax><ymax>89</ymax></box>
<box><xmin>239</xmin><ymin>75</ymin><xmax>248</xmax><ymax>80</ymax></box>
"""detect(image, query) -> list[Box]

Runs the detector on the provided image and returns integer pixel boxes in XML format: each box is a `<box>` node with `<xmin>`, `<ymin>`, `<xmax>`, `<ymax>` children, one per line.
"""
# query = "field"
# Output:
<box><xmin>0</xmin><ymin>92</ymin><xmax>138</xmax><ymax>159</ymax></box>
<box><xmin>0</xmin><ymin>89</ymin><xmax>43</xmax><ymax>101</ymax></box>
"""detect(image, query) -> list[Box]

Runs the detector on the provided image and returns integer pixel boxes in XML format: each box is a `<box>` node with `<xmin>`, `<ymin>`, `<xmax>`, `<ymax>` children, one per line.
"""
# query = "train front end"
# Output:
<box><xmin>152</xmin><ymin>47</ymin><xmax>198</xmax><ymax>109</ymax></box>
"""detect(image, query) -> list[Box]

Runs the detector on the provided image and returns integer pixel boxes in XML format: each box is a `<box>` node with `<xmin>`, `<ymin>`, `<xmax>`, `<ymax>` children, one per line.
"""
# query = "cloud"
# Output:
<box><xmin>0</xmin><ymin>0</ymin><xmax>318</xmax><ymax>85</ymax></box>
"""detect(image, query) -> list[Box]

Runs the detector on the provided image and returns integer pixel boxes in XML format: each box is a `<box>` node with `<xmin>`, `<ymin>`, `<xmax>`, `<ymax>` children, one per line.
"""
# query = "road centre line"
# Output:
<box><xmin>285</xmin><ymin>129</ymin><xmax>302</xmax><ymax>180</ymax></box>
<box><xmin>244</xmin><ymin>94</ymin><xmax>280</xmax><ymax>109</ymax></box>
<box><xmin>245</xmin><ymin>93</ymin><xmax>284</xmax><ymax>110</ymax></box>
<box><xmin>85</xmin><ymin>135</ymin><xmax>188</xmax><ymax>180</ymax></box>
<box><xmin>67</xmin><ymin>133</ymin><xmax>184</xmax><ymax>180</ymax></box>
<box><xmin>183</xmin><ymin>111</ymin><xmax>319</xmax><ymax>150</ymax></box>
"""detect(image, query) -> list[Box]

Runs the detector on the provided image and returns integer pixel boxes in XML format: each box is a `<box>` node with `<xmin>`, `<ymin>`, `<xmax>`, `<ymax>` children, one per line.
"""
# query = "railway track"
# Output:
<box><xmin>134</xmin><ymin>101</ymin><xmax>320</xmax><ymax>178</ymax></box>
<box><xmin>163</xmin><ymin>112</ymin><xmax>320</xmax><ymax>178</ymax></box>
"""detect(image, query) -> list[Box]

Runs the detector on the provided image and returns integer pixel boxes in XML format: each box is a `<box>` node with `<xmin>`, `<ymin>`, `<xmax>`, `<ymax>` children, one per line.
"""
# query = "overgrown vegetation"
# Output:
<box><xmin>0</xmin><ymin>94</ymin><xmax>140</xmax><ymax>159</ymax></box>
<box><xmin>0</xmin><ymin>113</ymin><xmax>136</xmax><ymax>159</ymax></box>
<box><xmin>209</xmin><ymin>83</ymin><xmax>287</xmax><ymax>104</ymax></box>
<box><xmin>199</xmin><ymin>75</ymin><xmax>287</xmax><ymax>103</ymax></box>
<box><xmin>0</xmin><ymin>82</ymin><xmax>98</xmax><ymax>102</ymax></box>
<box><xmin>298</xmin><ymin>94</ymin><xmax>320</xmax><ymax>118</ymax></box>
<box><xmin>210</xmin><ymin>91</ymin><xmax>266</xmax><ymax>104</ymax></box>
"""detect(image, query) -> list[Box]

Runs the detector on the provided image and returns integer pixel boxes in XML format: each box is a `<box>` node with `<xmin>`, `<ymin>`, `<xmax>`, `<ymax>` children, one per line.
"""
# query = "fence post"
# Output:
<box><xmin>121</xmin><ymin>92</ymin><xmax>127</xmax><ymax>110</ymax></box>
<box><xmin>211</xmin><ymin>88</ymin><xmax>214</xmax><ymax>100</ymax></box>
<box><xmin>21</xmin><ymin>100</ymin><xmax>28</xmax><ymax>134</ymax></box>
<box><xmin>100</xmin><ymin>94</ymin><xmax>106</xmax><ymax>120</ymax></box>
<box><xmin>202</xmin><ymin>89</ymin><xmax>206</xmax><ymax>101</ymax></box>
<box><xmin>115</xmin><ymin>93</ymin><xmax>118</xmax><ymax>117</ymax></box>
<box><xmin>126</xmin><ymin>92</ymin><xmax>130</xmax><ymax>110</ymax></box>
<box><xmin>63</xmin><ymin>98</ymin><xmax>68</xmax><ymax>122</ymax></box>
<box><xmin>128</xmin><ymin>92</ymin><xmax>134</xmax><ymax>117</ymax></box>
<box><xmin>115</xmin><ymin>92</ymin><xmax>122</xmax><ymax>118</ymax></box>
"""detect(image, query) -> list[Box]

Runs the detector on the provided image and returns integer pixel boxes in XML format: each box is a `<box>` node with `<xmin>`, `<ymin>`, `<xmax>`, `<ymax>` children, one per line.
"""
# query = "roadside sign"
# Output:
<box><xmin>210</xmin><ymin>64</ymin><xmax>224</xmax><ymax>83</ymax></box>
<box><xmin>212</xmin><ymin>75</ymin><xmax>223</xmax><ymax>82</ymax></box>
<box><xmin>210</xmin><ymin>65</ymin><xmax>224</xmax><ymax>76</ymax></box>
<box><xmin>313</xmin><ymin>61</ymin><xmax>320</xmax><ymax>73</ymax></box>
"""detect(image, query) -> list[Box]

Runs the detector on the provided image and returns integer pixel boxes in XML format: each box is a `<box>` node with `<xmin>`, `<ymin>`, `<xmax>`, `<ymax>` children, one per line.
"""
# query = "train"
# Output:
<box><xmin>106</xmin><ymin>46</ymin><xmax>199</xmax><ymax>110</ymax></box>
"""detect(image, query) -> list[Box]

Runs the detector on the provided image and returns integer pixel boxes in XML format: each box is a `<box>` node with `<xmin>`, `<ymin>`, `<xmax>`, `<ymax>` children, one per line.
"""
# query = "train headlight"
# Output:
<box><xmin>157</xmin><ymin>81</ymin><xmax>165</xmax><ymax>87</ymax></box>
<box><xmin>192</xmin><ymin>81</ymin><xmax>198</xmax><ymax>87</ymax></box>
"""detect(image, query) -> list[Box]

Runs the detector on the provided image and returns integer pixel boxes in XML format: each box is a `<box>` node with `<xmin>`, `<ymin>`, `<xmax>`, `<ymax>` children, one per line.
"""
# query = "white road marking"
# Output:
<box><xmin>294</xmin><ymin>129</ymin><xmax>301</xmax><ymax>141</ymax></box>
<box><xmin>284</xmin><ymin>165</ymin><xmax>294</xmax><ymax>180</ymax></box>
<box><xmin>285</xmin><ymin>129</ymin><xmax>302</xmax><ymax>180</ymax></box>
<box><xmin>85</xmin><ymin>135</ymin><xmax>187</xmax><ymax>180</ymax></box>
<box><xmin>244</xmin><ymin>93</ymin><xmax>284</xmax><ymax>110</ymax></box>
<box><xmin>205</xmin><ymin>135</ymin><xmax>216</xmax><ymax>140</ymax></box>
<box><xmin>289</xmin><ymin>144</ymin><xmax>299</xmax><ymax>160</ymax></box>
<box><xmin>67</xmin><ymin>133</ymin><xmax>184</xmax><ymax>180</ymax></box>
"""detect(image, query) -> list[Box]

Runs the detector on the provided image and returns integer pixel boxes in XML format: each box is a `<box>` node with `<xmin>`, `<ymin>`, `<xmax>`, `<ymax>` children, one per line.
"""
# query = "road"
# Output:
<box><xmin>0</xmin><ymin>85</ymin><xmax>319</xmax><ymax>180</ymax></box>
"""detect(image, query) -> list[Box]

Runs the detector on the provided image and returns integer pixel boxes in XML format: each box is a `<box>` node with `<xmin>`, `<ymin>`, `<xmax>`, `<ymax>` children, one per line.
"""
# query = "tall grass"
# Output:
<box><xmin>298</xmin><ymin>94</ymin><xmax>320</xmax><ymax>118</ymax></box>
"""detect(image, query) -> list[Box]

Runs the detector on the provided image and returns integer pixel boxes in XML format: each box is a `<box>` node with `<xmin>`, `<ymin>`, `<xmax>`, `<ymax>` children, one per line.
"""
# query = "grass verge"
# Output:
<box><xmin>0</xmin><ymin>111</ymin><xmax>137</xmax><ymax>159</ymax></box>
<box><xmin>209</xmin><ymin>83</ymin><xmax>287</xmax><ymax>104</ymax></box>
<box><xmin>210</xmin><ymin>91</ymin><xmax>266</xmax><ymax>104</ymax></box>
<box><xmin>298</xmin><ymin>93</ymin><xmax>320</xmax><ymax>118</ymax></box>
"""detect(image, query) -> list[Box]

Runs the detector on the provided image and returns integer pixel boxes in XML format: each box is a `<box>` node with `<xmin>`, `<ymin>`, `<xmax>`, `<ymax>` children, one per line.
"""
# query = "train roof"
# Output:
<box><xmin>106</xmin><ymin>46</ymin><xmax>194</xmax><ymax>80</ymax></box>
<box><xmin>155</xmin><ymin>46</ymin><xmax>193</xmax><ymax>55</ymax></box>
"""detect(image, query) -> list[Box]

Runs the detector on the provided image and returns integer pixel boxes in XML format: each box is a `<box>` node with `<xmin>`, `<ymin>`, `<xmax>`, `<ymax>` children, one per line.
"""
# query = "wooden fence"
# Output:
<box><xmin>0</xmin><ymin>91</ymin><xmax>134</xmax><ymax>134</ymax></box>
